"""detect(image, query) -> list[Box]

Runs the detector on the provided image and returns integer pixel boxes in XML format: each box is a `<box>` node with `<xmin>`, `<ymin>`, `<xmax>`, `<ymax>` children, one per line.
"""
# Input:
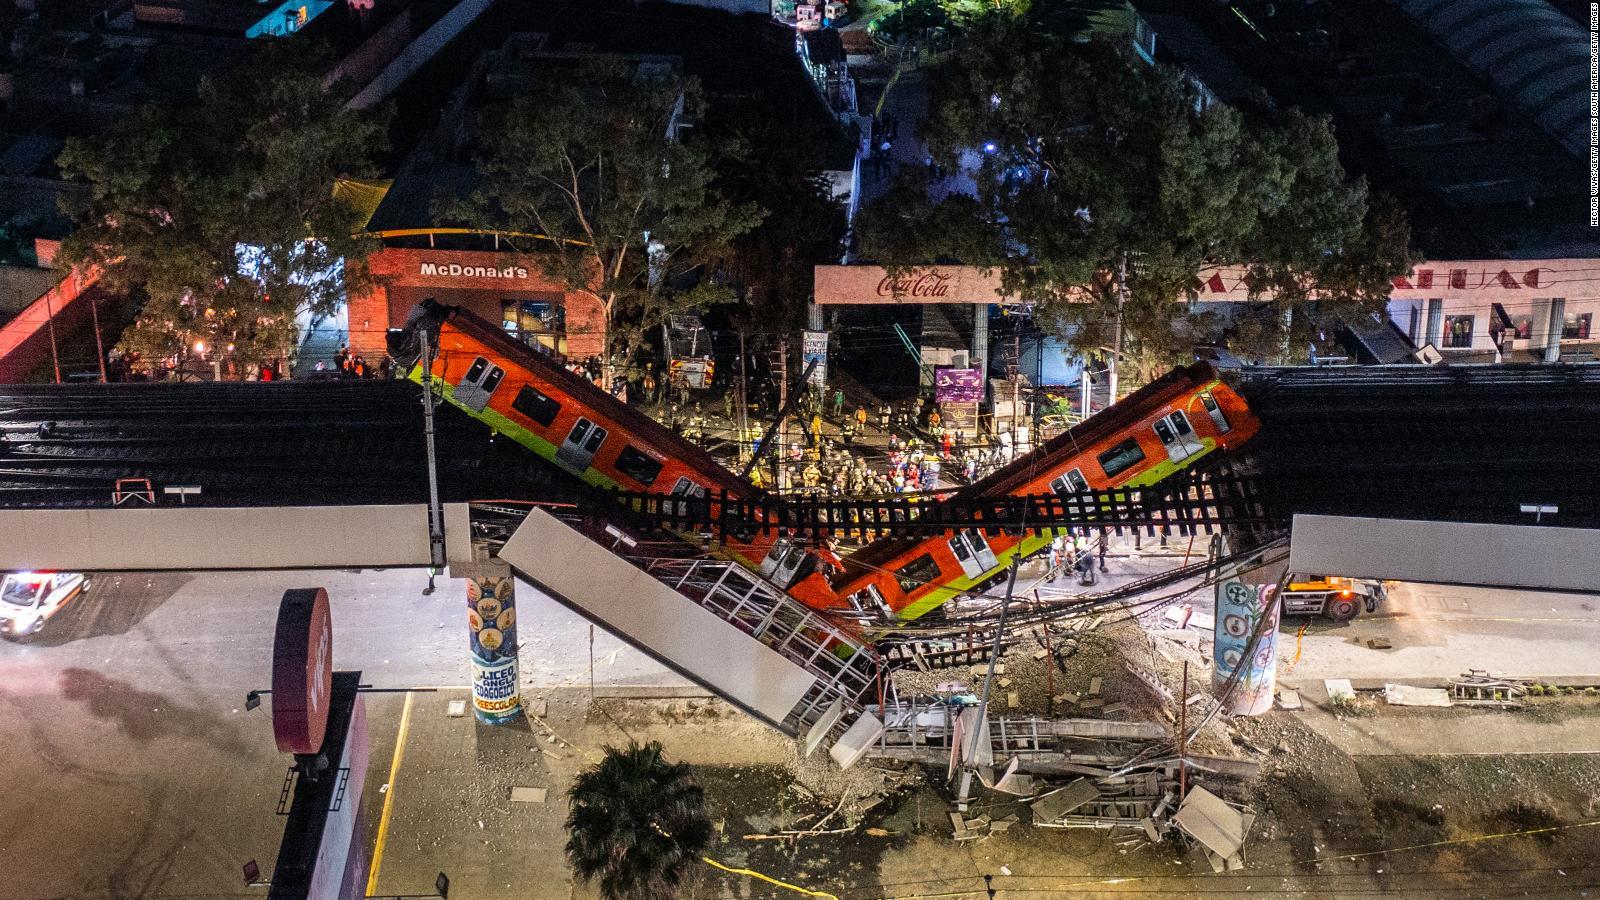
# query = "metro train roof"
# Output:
<box><xmin>402</xmin><ymin>301</ymin><xmax>764</xmax><ymax>501</ymax></box>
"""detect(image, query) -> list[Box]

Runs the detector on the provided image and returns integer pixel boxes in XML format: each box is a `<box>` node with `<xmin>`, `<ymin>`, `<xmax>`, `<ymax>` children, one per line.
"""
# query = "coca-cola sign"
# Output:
<box><xmin>815</xmin><ymin>265</ymin><xmax>1010</xmax><ymax>305</ymax></box>
<box><xmin>877</xmin><ymin>272</ymin><xmax>953</xmax><ymax>298</ymax></box>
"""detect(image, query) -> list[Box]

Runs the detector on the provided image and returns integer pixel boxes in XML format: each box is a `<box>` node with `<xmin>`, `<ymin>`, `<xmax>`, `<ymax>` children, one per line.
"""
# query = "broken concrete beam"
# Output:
<box><xmin>1031</xmin><ymin>778</ymin><xmax>1100</xmax><ymax>823</ymax></box>
<box><xmin>1142</xmin><ymin>818</ymin><xmax>1160</xmax><ymax>841</ymax></box>
<box><xmin>949</xmin><ymin>812</ymin><xmax>966</xmax><ymax>832</ymax></box>
<box><xmin>1044</xmin><ymin>718</ymin><xmax>1167</xmax><ymax>740</ymax></box>
<box><xmin>1382</xmin><ymin>684</ymin><xmax>1452</xmax><ymax>707</ymax></box>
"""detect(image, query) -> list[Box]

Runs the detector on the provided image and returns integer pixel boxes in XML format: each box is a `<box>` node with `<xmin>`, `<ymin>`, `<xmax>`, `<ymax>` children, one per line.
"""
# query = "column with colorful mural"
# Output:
<box><xmin>468</xmin><ymin>571</ymin><xmax>521</xmax><ymax>723</ymax></box>
<box><xmin>1212</xmin><ymin>571</ymin><xmax>1281</xmax><ymax>716</ymax></box>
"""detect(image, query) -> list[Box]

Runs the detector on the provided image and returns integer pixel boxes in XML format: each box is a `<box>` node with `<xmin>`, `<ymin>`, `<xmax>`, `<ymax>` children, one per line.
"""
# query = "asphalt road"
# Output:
<box><xmin>0</xmin><ymin>568</ymin><xmax>686</xmax><ymax>900</ymax></box>
<box><xmin>1283</xmin><ymin>581</ymin><xmax>1600</xmax><ymax>684</ymax></box>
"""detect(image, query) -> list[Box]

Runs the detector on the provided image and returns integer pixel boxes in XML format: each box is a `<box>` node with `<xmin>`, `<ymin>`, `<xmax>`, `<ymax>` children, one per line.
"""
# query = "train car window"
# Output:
<box><xmin>1199</xmin><ymin>392</ymin><xmax>1232</xmax><ymax>434</ymax></box>
<box><xmin>1050</xmin><ymin>468</ymin><xmax>1089</xmax><ymax>495</ymax></box>
<box><xmin>615</xmin><ymin>446</ymin><xmax>663</xmax><ymax>487</ymax></box>
<box><xmin>569</xmin><ymin>418</ymin><xmax>591</xmax><ymax>445</ymax></box>
<box><xmin>1097</xmin><ymin>438</ymin><xmax>1147</xmax><ymax>478</ymax></box>
<box><xmin>512</xmin><ymin>385</ymin><xmax>561</xmax><ymax>426</ymax></box>
<box><xmin>1168</xmin><ymin>411</ymin><xmax>1193</xmax><ymax>436</ymax></box>
<box><xmin>480</xmin><ymin>366</ymin><xmax>505</xmax><ymax>394</ymax></box>
<box><xmin>582</xmin><ymin>423</ymin><xmax>607</xmax><ymax>452</ymax></box>
<box><xmin>895</xmin><ymin>553</ymin><xmax>942</xmax><ymax>594</ymax></box>
<box><xmin>464</xmin><ymin>357</ymin><xmax>488</xmax><ymax>383</ymax></box>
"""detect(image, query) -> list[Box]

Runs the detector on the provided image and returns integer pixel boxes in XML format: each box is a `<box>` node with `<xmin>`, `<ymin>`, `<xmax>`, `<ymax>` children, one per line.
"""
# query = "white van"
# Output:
<box><xmin>0</xmin><ymin>573</ymin><xmax>90</xmax><ymax>639</ymax></box>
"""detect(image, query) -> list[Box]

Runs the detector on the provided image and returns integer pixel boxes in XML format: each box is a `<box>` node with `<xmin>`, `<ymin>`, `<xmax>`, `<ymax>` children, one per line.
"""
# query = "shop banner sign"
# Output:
<box><xmin>802</xmin><ymin>330</ymin><xmax>828</xmax><ymax>387</ymax></box>
<box><xmin>935</xmin><ymin>367</ymin><xmax>984</xmax><ymax>404</ymax></box>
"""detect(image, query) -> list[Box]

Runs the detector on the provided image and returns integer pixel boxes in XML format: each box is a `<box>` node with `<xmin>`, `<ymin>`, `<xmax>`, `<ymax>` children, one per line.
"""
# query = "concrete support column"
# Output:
<box><xmin>1212</xmin><ymin>551</ymin><xmax>1281</xmax><ymax>717</ymax></box>
<box><xmin>972</xmin><ymin>303</ymin><xmax>988</xmax><ymax>374</ymax></box>
<box><xmin>467</xmin><ymin>563</ymin><xmax>521</xmax><ymax>724</ymax></box>
<box><xmin>1545</xmin><ymin>298</ymin><xmax>1565</xmax><ymax>363</ymax></box>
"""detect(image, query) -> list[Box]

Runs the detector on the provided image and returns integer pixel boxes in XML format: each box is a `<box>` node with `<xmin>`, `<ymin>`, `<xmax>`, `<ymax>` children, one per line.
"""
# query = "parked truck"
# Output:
<box><xmin>1281</xmin><ymin>575</ymin><xmax>1387</xmax><ymax>622</ymax></box>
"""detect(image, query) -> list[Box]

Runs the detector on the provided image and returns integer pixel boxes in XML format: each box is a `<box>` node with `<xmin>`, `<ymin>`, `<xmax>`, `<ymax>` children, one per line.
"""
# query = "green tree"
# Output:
<box><xmin>713</xmin><ymin>120</ymin><xmax>848</xmax><ymax>335</ymax></box>
<box><xmin>565</xmin><ymin>741</ymin><xmax>712</xmax><ymax>900</ymax></box>
<box><xmin>451</xmin><ymin>59</ymin><xmax>762</xmax><ymax>368</ymax></box>
<box><xmin>55</xmin><ymin>40</ymin><xmax>391</xmax><ymax>375</ymax></box>
<box><xmin>857</xmin><ymin>22</ymin><xmax>1414</xmax><ymax>385</ymax></box>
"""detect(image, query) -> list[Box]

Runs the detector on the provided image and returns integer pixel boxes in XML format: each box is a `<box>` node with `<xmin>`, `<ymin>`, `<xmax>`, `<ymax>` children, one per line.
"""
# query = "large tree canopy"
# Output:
<box><xmin>856</xmin><ymin>20</ymin><xmax>1414</xmax><ymax>377</ymax></box>
<box><xmin>56</xmin><ymin>40</ymin><xmax>391</xmax><ymax>372</ymax></box>
<box><xmin>711</xmin><ymin>120</ymin><xmax>848</xmax><ymax>336</ymax></box>
<box><xmin>451</xmin><ymin>59</ymin><xmax>763</xmax><ymax>363</ymax></box>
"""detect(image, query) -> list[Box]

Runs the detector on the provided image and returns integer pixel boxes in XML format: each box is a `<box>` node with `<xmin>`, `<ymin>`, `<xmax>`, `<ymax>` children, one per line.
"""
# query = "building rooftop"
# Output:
<box><xmin>1134</xmin><ymin>0</ymin><xmax>1599</xmax><ymax>259</ymax></box>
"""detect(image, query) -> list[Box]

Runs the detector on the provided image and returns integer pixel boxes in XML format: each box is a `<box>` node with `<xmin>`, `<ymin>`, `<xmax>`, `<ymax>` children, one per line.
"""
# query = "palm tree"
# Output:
<box><xmin>565</xmin><ymin>740</ymin><xmax>713</xmax><ymax>899</ymax></box>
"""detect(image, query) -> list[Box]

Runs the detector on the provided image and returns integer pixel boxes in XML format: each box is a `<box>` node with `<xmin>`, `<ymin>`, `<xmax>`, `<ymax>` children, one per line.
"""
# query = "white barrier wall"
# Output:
<box><xmin>0</xmin><ymin>504</ymin><xmax>473</xmax><ymax>571</ymax></box>
<box><xmin>1289</xmin><ymin>514</ymin><xmax>1600</xmax><ymax>593</ymax></box>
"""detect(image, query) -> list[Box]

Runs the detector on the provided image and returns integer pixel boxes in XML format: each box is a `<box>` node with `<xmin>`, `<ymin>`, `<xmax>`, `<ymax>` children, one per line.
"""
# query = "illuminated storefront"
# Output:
<box><xmin>347</xmin><ymin>246</ymin><xmax>605</xmax><ymax>361</ymax></box>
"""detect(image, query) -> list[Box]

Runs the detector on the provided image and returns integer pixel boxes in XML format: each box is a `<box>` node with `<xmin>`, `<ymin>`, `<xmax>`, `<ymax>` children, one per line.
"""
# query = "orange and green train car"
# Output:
<box><xmin>831</xmin><ymin>362</ymin><xmax>1260</xmax><ymax>622</ymax></box>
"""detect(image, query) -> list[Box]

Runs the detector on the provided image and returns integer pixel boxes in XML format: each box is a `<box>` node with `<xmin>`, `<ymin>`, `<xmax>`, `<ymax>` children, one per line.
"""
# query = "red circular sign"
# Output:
<box><xmin>271</xmin><ymin>587</ymin><xmax>333</xmax><ymax>754</ymax></box>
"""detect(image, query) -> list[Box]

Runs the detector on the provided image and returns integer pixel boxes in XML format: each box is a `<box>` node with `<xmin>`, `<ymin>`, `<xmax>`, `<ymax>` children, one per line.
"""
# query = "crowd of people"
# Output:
<box><xmin>325</xmin><ymin>346</ymin><xmax>394</xmax><ymax>380</ymax></box>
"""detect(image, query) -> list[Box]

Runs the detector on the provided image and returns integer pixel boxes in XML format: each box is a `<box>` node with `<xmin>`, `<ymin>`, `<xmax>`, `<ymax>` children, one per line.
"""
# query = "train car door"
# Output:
<box><xmin>1198</xmin><ymin>392</ymin><xmax>1232</xmax><ymax>434</ymax></box>
<box><xmin>454</xmin><ymin>356</ymin><xmax>505</xmax><ymax>412</ymax></box>
<box><xmin>1152</xmin><ymin>410</ymin><xmax>1203</xmax><ymax>462</ymax></box>
<box><xmin>962</xmin><ymin>529</ymin><xmax>1000</xmax><ymax>570</ymax></box>
<box><xmin>557</xmin><ymin>417</ymin><xmax>608</xmax><ymax>473</ymax></box>
<box><xmin>947</xmin><ymin>533</ymin><xmax>984</xmax><ymax>579</ymax></box>
<box><xmin>667</xmin><ymin>476</ymin><xmax>708</xmax><ymax>518</ymax></box>
<box><xmin>1049</xmin><ymin>468</ymin><xmax>1090</xmax><ymax>496</ymax></box>
<box><xmin>759</xmin><ymin>540</ymin><xmax>807</xmax><ymax>587</ymax></box>
<box><xmin>847</xmin><ymin>583</ymin><xmax>893</xmax><ymax>619</ymax></box>
<box><xmin>948</xmin><ymin>530</ymin><xmax>999</xmax><ymax>579</ymax></box>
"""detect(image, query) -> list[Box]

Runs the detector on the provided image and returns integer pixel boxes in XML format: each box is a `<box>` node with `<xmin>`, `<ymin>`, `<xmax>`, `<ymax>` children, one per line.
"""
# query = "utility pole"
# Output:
<box><xmin>776</xmin><ymin>335</ymin><xmax>789</xmax><ymax>491</ymax></box>
<box><xmin>737</xmin><ymin>329</ymin><xmax>749</xmax><ymax>467</ymax></box>
<box><xmin>957</xmin><ymin>559</ymin><xmax>1020</xmax><ymax>809</ymax></box>
<box><xmin>1108</xmin><ymin>252</ymin><xmax>1127</xmax><ymax>407</ymax></box>
<box><xmin>44</xmin><ymin>288</ymin><xmax>61</xmax><ymax>384</ymax></box>
<box><xmin>419</xmin><ymin>325</ymin><xmax>446</xmax><ymax>589</ymax></box>
<box><xmin>89</xmin><ymin>290</ymin><xmax>107</xmax><ymax>383</ymax></box>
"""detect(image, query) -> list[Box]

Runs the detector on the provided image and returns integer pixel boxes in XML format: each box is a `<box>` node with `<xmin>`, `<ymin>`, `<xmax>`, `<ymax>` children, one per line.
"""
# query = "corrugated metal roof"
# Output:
<box><xmin>1396</xmin><ymin>0</ymin><xmax>1588</xmax><ymax>158</ymax></box>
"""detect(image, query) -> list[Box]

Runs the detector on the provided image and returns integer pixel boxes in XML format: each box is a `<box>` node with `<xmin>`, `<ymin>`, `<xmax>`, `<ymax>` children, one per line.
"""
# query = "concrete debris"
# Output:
<box><xmin>1150</xmin><ymin>628</ymin><xmax>1202</xmax><ymax>646</ymax></box>
<box><xmin>1382</xmin><ymin>684</ymin><xmax>1452</xmax><ymax>707</ymax></box>
<box><xmin>1366</xmin><ymin>637</ymin><xmax>1394</xmax><ymax>650</ymax></box>
<box><xmin>1031</xmin><ymin>779</ymin><xmax>1100</xmax><ymax>822</ymax></box>
<box><xmin>1276</xmin><ymin>689</ymin><xmax>1302</xmax><ymax>710</ymax></box>
<box><xmin>1007</xmin><ymin>691</ymin><xmax>1021</xmax><ymax>709</ymax></box>
<box><xmin>1172</xmin><ymin>786</ymin><xmax>1249</xmax><ymax>861</ymax></box>
<box><xmin>1323</xmin><ymin>679</ymin><xmax>1357</xmax><ymax>702</ymax></box>
<box><xmin>510</xmin><ymin>786</ymin><xmax>547</xmax><ymax>803</ymax></box>
<box><xmin>1449</xmin><ymin>670</ymin><xmax>1528</xmax><ymax>708</ymax></box>
<box><xmin>1088</xmin><ymin>677</ymin><xmax>1103</xmax><ymax>697</ymax></box>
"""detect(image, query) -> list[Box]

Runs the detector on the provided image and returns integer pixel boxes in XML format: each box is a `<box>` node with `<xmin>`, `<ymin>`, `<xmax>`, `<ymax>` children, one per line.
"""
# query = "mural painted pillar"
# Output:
<box><xmin>467</xmin><ymin>565</ymin><xmax>521</xmax><ymax>724</ymax></box>
<box><xmin>1212</xmin><ymin>558</ymin><xmax>1282</xmax><ymax>717</ymax></box>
